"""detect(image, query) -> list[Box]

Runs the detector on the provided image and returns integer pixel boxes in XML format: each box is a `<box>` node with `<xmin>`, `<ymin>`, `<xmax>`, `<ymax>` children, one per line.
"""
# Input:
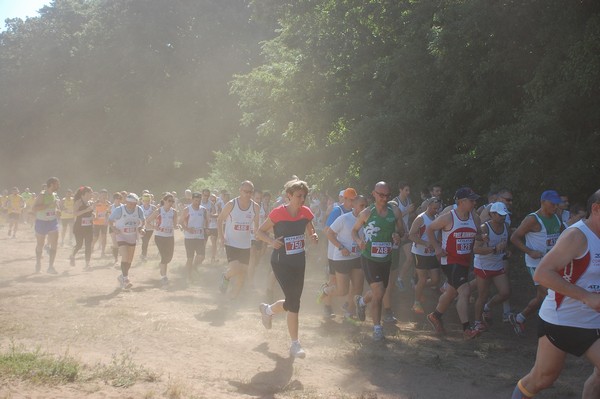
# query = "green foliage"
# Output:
<box><xmin>0</xmin><ymin>343</ymin><xmax>79</xmax><ymax>384</ymax></box>
<box><xmin>87</xmin><ymin>350</ymin><xmax>159</xmax><ymax>388</ymax></box>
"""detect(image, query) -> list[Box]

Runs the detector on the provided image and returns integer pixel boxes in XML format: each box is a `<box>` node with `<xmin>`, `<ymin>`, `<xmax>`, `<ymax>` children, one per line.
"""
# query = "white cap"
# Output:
<box><xmin>339</xmin><ymin>190</ymin><xmax>345</xmax><ymax>197</ymax></box>
<box><xmin>490</xmin><ymin>202</ymin><xmax>509</xmax><ymax>216</ymax></box>
<box><xmin>126</xmin><ymin>193</ymin><xmax>139</xmax><ymax>203</ymax></box>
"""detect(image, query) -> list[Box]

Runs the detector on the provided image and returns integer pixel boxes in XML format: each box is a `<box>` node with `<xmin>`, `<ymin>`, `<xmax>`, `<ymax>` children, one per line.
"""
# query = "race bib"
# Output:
<box><xmin>158</xmin><ymin>227</ymin><xmax>173</xmax><ymax>234</ymax></box>
<box><xmin>351</xmin><ymin>243</ymin><xmax>358</xmax><ymax>254</ymax></box>
<box><xmin>371</xmin><ymin>242</ymin><xmax>392</xmax><ymax>258</ymax></box>
<box><xmin>81</xmin><ymin>216</ymin><xmax>92</xmax><ymax>226</ymax></box>
<box><xmin>284</xmin><ymin>235</ymin><xmax>305</xmax><ymax>255</ymax></box>
<box><xmin>456</xmin><ymin>239</ymin><xmax>473</xmax><ymax>255</ymax></box>
<box><xmin>46</xmin><ymin>210</ymin><xmax>56</xmax><ymax>217</ymax></box>
<box><xmin>234</xmin><ymin>224</ymin><xmax>250</xmax><ymax>231</ymax></box>
<box><xmin>123</xmin><ymin>227</ymin><xmax>137</xmax><ymax>234</ymax></box>
<box><xmin>424</xmin><ymin>246</ymin><xmax>435</xmax><ymax>255</ymax></box>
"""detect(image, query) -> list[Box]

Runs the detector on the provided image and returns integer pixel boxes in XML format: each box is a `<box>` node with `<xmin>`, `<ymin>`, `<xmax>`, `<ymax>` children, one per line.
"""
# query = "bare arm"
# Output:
<box><xmin>217</xmin><ymin>201</ymin><xmax>234</xmax><ymax>242</ymax></box>
<box><xmin>426</xmin><ymin>212</ymin><xmax>452</xmax><ymax>258</ymax></box>
<box><xmin>351</xmin><ymin>208</ymin><xmax>369</xmax><ymax>251</ymax></box>
<box><xmin>510</xmin><ymin>215</ymin><xmax>543</xmax><ymax>258</ymax></box>
<box><xmin>256</xmin><ymin>218</ymin><xmax>283</xmax><ymax>249</ymax></box>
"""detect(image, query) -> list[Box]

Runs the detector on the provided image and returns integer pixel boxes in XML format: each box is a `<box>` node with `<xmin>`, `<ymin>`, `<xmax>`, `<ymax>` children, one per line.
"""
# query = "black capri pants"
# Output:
<box><xmin>271</xmin><ymin>251</ymin><xmax>305</xmax><ymax>313</ymax></box>
<box><xmin>154</xmin><ymin>235</ymin><xmax>175</xmax><ymax>264</ymax></box>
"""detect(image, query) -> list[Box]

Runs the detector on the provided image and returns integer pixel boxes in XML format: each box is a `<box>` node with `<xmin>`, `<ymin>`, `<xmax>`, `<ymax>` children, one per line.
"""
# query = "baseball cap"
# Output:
<box><xmin>192</xmin><ymin>192</ymin><xmax>201</xmax><ymax>198</ymax></box>
<box><xmin>343</xmin><ymin>188</ymin><xmax>358</xmax><ymax>199</ymax></box>
<box><xmin>490</xmin><ymin>202</ymin><xmax>509</xmax><ymax>216</ymax></box>
<box><xmin>541</xmin><ymin>190</ymin><xmax>561</xmax><ymax>204</ymax></box>
<box><xmin>339</xmin><ymin>190</ymin><xmax>345</xmax><ymax>198</ymax></box>
<box><xmin>454</xmin><ymin>187</ymin><xmax>480</xmax><ymax>201</ymax></box>
<box><xmin>126</xmin><ymin>193</ymin><xmax>139</xmax><ymax>203</ymax></box>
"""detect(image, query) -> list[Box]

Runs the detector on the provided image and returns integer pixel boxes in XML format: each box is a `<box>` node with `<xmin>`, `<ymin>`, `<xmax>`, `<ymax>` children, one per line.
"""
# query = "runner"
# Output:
<box><xmin>408</xmin><ymin>197</ymin><xmax>442</xmax><ymax>315</ymax></box>
<box><xmin>472</xmin><ymin>202</ymin><xmax>511</xmax><ymax>332</ymax></box>
<box><xmin>32</xmin><ymin>177</ymin><xmax>61</xmax><ymax>274</ymax></box>
<box><xmin>69</xmin><ymin>186</ymin><xmax>94</xmax><ymax>269</ymax></box>
<box><xmin>511</xmin><ymin>189</ymin><xmax>600</xmax><ymax>399</ymax></box>
<box><xmin>109</xmin><ymin>193</ymin><xmax>145</xmax><ymax>289</ymax></box>
<box><xmin>319</xmin><ymin>187</ymin><xmax>357</xmax><ymax>319</ymax></box>
<box><xmin>180</xmin><ymin>192</ymin><xmax>208</xmax><ymax>282</ymax></box>
<box><xmin>201</xmin><ymin>190</ymin><xmax>219</xmax><ymax>264</ymax></box>
<box><xmin>108</xmin><ymin>192</ymin><xmax>123</xmax><ymax>265</ymax></box>
<box><xmin>426</xmin><ymin>187</ymin><xmax>482</xmax><ymax>339</ymax></box>
<box><xmin>509</xmin><ymin>190</ymin><xmax>563</xmax><ymax>337</ymax></box>
<box><xmin>59</xmin><ymin>189</ymin><xmax>75</xmax><ymax>246</ymax></box>
<box><xmin>6</xmin><ymin>187</ymin><xmax>25</xmax><ymax>239</ymax></box>
<box><xmin>139</xmin><ymin>192</ymin><xmax>157</xmax><ymax>261</ymax></box>
<box><xmin>351</xmin><ymin>181</ymin><xmax>403</xmax><ymax>341</ymax></box>
<box><xmin>323</xmin><ymin>194</ymin><xmax>367</xmax><ymax>319</ymax></box>
<box><xmin>146</xmin><ymin>193</ymin><xmax>178</xmax><ymax>287</ymax></box>
<box><xmin>257</xmin><ymin>179</ymin><xmax>318</xmax><ymax>358</ymax></box>
<box><xmin>92</xmin><ymin>189</ymin><xmax>110</xmax><ymax>257</ymax></box>
<box><xmin>393</xmin><ymin>181</ymin><xmax>416</xmax><ymax>292</ymax></box>
<box><xmin>248</xmin><ymin>189</ymin><xmax>266</xmax><ymax>289</ymax></box>
<box><xmin>217</xmin><ymin>181</ymin><xmax>260</xmax><ymax>299</ymax></box>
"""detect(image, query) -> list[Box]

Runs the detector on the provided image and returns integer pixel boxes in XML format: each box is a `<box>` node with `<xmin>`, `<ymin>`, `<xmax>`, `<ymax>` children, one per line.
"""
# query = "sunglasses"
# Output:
<box><xmin>374</xmin><ymin>191</ymin><xmax>391</xmax><ymax>198</ymax></box>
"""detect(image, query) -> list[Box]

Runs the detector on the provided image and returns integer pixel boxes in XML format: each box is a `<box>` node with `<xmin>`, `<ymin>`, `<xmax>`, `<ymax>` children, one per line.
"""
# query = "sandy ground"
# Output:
<box><xmin>0</xmin><ymin>225</ymin><xmax>592</xmax><ymax>398</ymax></box>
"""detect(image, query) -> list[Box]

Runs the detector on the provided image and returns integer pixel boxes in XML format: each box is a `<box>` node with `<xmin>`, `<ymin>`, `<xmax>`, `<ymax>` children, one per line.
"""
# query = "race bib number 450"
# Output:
<box><xmin>371</xmin><ymin>242</ymin><xmax>392</xmax><ymax>258</ymax></box>
<box><xmin>284</xmin><ymin>235</ymin><xmax>305</xmax><ymax>255</ymax></box>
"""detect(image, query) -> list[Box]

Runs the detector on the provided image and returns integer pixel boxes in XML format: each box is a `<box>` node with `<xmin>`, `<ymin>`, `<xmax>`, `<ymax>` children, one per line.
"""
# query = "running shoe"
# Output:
<box><xmin>383</xmin><ymin>309</ymin><xmax>397</xmax><ymax>324</ymax></box>
<box><xmin>219</xmin><ymin>273</ymin><xmax>229</xmax><ymax>294</ymax></box>
<box><xmin>463</xmin><ymin>326</ymin><xmax>481</xmax><ymax>340</ymax></box>
<box><xmin>354</xmin><ymin>295</ymin><xmax>366</xmax><ymax>321</ymax></box>
<box><xmin>482</xmin><ymin>308</ymin><xmax>493</xmax><ymax>325</ymax></box>
<box><xmin>373</xmin><ymin>327</ymin><xmax>385</xmax><ymax>342</ymax></box>
<box><xmin>290</xmin><ymin>342</ymin><xmax>306</xmax><ymax>359</ymax></box>
<box><xmin>427</xmin><ymin>312</ymin><xmax>446</xmax><ymax>335</ymax></box>
<box><xmin>473</xmin><ymin>320</ymin><xmax>488</xmax><ymax>333</ymax></box>
<box><xmin>502</xmin><ymin>311</ymin><xmax>513</xmax><ymax>323</ymax></box>
<box><xmin>316</xmin><ymin>283</ymin><xmax>328</xmax><ymax>304</ymax></box>
<box><xmin>161</xmin><ymin>276</ymin><xmax>169</xmax><ymax>288</ymax></box>
<box><xmin>508</xmin><ymin>313</ymin><xmax>526</xmax><ymax>337</ymax></box>
<box><xmin>259</xmin><ymin>303</ymin><xmax>272</xmax><ymax>330</ymax></box>
<box><xmin>123</xmin><ymin>277</ymin><xmax>132</xmax><ymax>289</ymax></box>
<box><xmin>117</xmin><ymin>274</ymin><xmax>125</xmax><ymax>289</ymax></box>
<box><xmin>323</xmin><ymin>305</ymin><xmax>335</xmax><ymax>320</ymax></box>
<box><xmin>47</xmin><ymin>267</ymin><xmax>58</xmax><ymax>275</ymax></box>
<box><xmin>412</xmin><ymin>302</ymin><xmax>424</xmax><ymax>315</ymax></box>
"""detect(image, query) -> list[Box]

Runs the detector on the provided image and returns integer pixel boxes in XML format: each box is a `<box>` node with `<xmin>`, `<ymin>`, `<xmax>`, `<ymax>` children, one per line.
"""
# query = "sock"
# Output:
<box><xmin>359</xmin><ymin>297</ymin><xmax>366</xmax><ymax>306</ymax></box>
<box><xmin>433</xmin><ymin>310</ymin><xmax>443</xmax><ymax>319</ymax></box>
<box><xmin>291</xmin><ymin>340</ymin><xmax>300</xmax><ymax>345</ymax></box>
<box><xmin>517</xmin><ymin>313</ymin><xmax>526</xmax><ymax>324</ymax></box>
<box><xmin>511</xmin><ymin>380</ymin><xmax>534</xmax><ymax>398</ymax></box>
<box><xmin>503</xmin><ymin>301</ymin><xmax>511</xmax><ymax>314</ymax></box>
<box><xmin>483</xmin><ymin>303</ymin><xmax>490</xmax><ymax>312</ymax></box>
<box><xmin>462</xmin><ymin>322</ymin><xmax>470</xmax><ymax>331</ymax></box>
<box><xmin>374</xmin><ymin>324</ymin><xmax>383</xmax><ymax>332</ymax></box>
<box><xmin>265</xmin><ymin>305</ymin><xmax>274</xmax><ymax>316</ymax></box>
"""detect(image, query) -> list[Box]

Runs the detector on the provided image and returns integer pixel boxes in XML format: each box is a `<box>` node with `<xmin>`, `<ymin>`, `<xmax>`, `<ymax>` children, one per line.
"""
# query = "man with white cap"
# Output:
<box><xmin>509</xmin><ymin>190</ymin><xmax>563</xmax><ymax>337</ymax></box>
<box><xmin>472</xmin><ymin>202</ymin><xmax>511</xmax><ymax>332</ymax></box>
<box><xmin>109</xmin><ymin>193</ymin><xmax>145</xmax><ymax>289</ymax></box>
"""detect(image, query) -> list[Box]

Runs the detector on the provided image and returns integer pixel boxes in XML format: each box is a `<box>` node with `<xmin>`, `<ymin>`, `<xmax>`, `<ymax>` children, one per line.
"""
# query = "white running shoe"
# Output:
<box><xmin>290</xmin><ymin>342</ymin><xmax>306</xmax><ymax>359</ymax></box>
<box><xmin>259</xmin><ymin>303</ymin><xmax>272</xmax><ymax>329</ymax></box>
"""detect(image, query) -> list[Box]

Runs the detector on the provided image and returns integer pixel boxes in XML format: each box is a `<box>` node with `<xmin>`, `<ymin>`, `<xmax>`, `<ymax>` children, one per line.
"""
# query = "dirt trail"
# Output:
<box><xmin>0</xmin><ymin>229</ymin><xmax>590</xmax><ymax>398</ymax></box>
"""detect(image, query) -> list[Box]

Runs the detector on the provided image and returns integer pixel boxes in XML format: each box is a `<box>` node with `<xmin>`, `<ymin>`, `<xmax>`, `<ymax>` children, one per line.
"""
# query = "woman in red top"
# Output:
<box><xmin>256</xmin><ymin>179</ymin><xmax>318</xmax><ymax>359</ymax></box>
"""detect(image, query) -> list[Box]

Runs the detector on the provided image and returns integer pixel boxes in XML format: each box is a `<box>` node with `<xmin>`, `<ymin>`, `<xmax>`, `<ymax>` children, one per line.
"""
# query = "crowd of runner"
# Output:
<box><xmin>2</xmin><ymin>177</ymin><xmax>599</xmax><ymax>398</ymax></box>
